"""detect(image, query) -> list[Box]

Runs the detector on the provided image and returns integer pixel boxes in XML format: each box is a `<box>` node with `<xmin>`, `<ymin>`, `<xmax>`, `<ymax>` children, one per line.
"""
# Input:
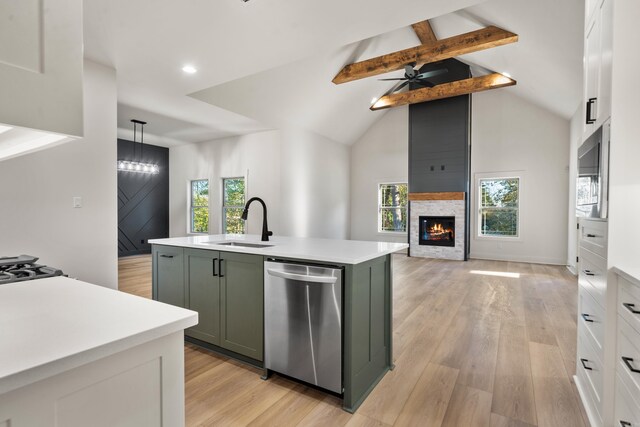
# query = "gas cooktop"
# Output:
<box><xmin>0</xmin><ymin>255</ymin><xmax>64</xmax><ymax>285</ymax></box>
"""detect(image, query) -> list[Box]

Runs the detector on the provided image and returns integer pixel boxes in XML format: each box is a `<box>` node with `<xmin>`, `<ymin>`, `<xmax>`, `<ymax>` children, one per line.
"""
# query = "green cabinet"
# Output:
<box><xmin>220</xmin><ymin>252</ymin><xmax>264</xmax><ymax>361</ymax></box>
<box><xmin>152</xmin><ymin>246</ymin><xmax>186</xmax><ymax>308</ymax></box>
<box><xmin>152</xmin><ymin>245</ymin><xmax>264</xmax><ymax>362</ymax></box>
<box><xmin>185</xmin><ymin>248</ymin><xmax>221</xmax><ymax>346</ymax></box>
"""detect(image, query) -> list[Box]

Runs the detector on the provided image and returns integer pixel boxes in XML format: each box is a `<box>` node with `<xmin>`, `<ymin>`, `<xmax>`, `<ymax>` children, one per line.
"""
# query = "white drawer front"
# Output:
<box><xmin>577</xmin><ymin>326</ymin><xmax>604</xmax><ymax>420</ymax></box>
<box><xmin>579</xmin><ymin>287</ymin><xmax>605</xmax><ymax>360</ymax></box>
<box><xmin>618</xmin><ymin>316</ymin><xmax>640</xmax><ymax>399</ymax></box>
<box><xmin>579</xmin><ymin>247</ymin><xmax>607</xmax><ymax>307</ymax></box>
<box><xmin>619</xmin><ymin>275</ymin><xmax>640</xmax><ymax>335</ymax></box>
<box><xmin>580</xmin><ymin>219</ymin><xmax>608</xmax><ymax>258</ymax></box>
<box><xmin>616</xmin><ymin>373</ymin><xmax>640</xmax><ymax>427</ymax></box>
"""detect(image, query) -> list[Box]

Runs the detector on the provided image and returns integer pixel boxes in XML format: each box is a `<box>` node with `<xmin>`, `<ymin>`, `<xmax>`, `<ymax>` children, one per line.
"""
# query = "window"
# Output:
<box><xmin>223</xmin><ymin>177</ymin><xmax>246</xmax><ymax>234</ymax></box>
<box><xmin>190</xmin><ymin>180</ymin><xmax>209</xmax><ymax>233</ymax></box>
<box><xmin>478</xmin><ymin>176</ymin><xmax>520</xmax><ymax>238</ymax></box>
<box><xmin>378</xmin><ymin>183</ymin><xmax>408</xmax><ymax>233</ymax></box>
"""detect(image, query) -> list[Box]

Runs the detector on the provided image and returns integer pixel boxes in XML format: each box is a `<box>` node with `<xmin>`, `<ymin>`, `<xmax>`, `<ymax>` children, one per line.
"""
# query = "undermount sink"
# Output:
<box><xmin>204</xmin><ymin>241</ymin><xmax>274</xmax><ymax>248</ymax></box>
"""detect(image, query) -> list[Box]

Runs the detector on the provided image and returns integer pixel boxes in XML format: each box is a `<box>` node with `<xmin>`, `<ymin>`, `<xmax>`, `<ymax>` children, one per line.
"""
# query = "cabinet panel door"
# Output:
<box><xmin>153</xmin><ymin>246</ymin><xmax>185</xmax><ymax>308</ymax></box>
<box><xmin>186</xmin><ymin>249</ymin><xmax>220</xmax><ymax>345</ymax></box>
<box><xmin>220</xmin><ymin>252</ymin><xmax>264</xmax><ymax>361</ymax></box>
<box><xmin>584</xmin><ymin>11</ymin><xmax>601</xmax><ymax>138</ymax></box>
<box><xmin>596</xmin><ymin>0</ymin><xmax>613</xmax><ymax>124</ymax></box>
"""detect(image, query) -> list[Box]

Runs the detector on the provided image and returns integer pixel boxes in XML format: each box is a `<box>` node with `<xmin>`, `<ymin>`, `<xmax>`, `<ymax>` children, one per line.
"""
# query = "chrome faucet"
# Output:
<box><xmin>241</xmin><ymin>197</ymin><xmax>273</xmax><ymax>241</ymax></box>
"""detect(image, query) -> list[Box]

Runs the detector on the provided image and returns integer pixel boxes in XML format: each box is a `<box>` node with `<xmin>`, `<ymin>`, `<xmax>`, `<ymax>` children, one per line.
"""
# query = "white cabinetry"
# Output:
<box><xmin>615</xmin><ymin>271</ymin><xmax>640</xmax><ymax>427</ymax></box>
<box><xmin>576</xmin><ymin>219</ymin><xmax>608</xmax><ymax>427</ymax></box>
<box><xmin>0</xmin><ymin>0</ymin><xmax>83</xmax><ymax>160</ymax></box>
<box><xmin>583</xmin><ymin>0</ymin><xmax>613</xmax><ymax>139</ymax></box>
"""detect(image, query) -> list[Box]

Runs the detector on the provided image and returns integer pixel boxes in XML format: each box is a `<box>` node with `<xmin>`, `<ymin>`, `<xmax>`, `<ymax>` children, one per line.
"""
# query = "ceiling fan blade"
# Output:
<box><xmin>415</xmin><ymin>68</ymin><xmax>448</xmax><ymax>79</ymax></box>
<box><xmin>380</xmin><ymin>80</ymin><xmax>410</xmax><ymax>98</ymax></box>
<box><xmin>413</xmin><ymin>80</ymin><xmax>436</xmax><ymax>88</ymax></box>
<box><xmin>378</xmin><ymin>78</ymin><xmax>407</xmax><ymax>81</ymax></box>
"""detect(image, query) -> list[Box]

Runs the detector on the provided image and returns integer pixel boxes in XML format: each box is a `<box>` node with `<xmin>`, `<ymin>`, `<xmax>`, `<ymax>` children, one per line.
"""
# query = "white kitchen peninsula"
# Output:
<box><xmin>0</xmin><ymin>277</ymin><xmax>197</xmax><ymax>427</ymax></box>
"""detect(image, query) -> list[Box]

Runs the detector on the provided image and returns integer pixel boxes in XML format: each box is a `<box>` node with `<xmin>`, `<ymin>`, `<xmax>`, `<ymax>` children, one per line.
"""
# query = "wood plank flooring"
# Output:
<box><xmin>119</xmin><ymin>254</ymin><xmax>588</xmax><ymax>427</ymax></box>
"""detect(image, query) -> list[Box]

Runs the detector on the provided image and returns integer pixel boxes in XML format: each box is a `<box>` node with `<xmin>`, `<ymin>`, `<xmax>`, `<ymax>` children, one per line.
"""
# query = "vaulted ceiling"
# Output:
<box><xmin>84</xmin><ymin>0</ymin><xmax>583</xmax><ymax>146</ymax></box>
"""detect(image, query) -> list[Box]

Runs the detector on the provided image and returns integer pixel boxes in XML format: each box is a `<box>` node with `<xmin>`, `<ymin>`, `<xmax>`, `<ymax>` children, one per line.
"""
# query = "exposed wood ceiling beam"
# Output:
<box><xmin>412</xmin><ymin>20</ymin><xmax>438</xmax><ymax>45</ymax></box>
<box><xmin>333</xmin><ymin>26</ymin><xmax>518</xmax><ymax>85</ymax></box>
<box><xmin>370</xmin><ymin>73</ymin><xmax>516</xmax><ymax>110</ymax></box>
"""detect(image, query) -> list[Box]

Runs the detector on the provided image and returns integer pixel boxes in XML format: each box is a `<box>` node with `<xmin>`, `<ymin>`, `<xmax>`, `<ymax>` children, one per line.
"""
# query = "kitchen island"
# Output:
<box><xmin>150</xmin><ymin>234</ymin><xmax>407</xmax><ymax>412</ymax></box>
<box><xmin>0</xmin><ymin>276</ymin><xmax>197</xmax><ymax>427</ymax></box>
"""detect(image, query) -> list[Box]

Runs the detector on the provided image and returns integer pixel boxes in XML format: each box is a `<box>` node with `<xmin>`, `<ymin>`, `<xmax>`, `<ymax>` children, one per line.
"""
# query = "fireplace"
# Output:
<box><xmin>419</xmin><ymin>216</ymin><xmax>455</xmax><ymax>247</ymax></box>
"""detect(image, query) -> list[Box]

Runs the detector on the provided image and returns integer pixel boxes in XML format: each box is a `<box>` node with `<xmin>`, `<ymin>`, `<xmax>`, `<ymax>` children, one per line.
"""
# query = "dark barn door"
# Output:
<box><xmin>117</xmin><ymin>139</ymin><xmax>169</xmax><ymax>257</ymax></box>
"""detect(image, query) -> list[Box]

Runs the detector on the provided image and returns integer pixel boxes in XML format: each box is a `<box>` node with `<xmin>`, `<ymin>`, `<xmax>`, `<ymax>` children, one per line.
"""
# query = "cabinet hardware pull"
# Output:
<box><xmin>623</xmin><ymin>303</ymin><xmax>640</xmax><ymax>314</ymax></box>
<box><xmin>582</xmin><ymin>270</ymin><xmax>596</xmax><ymax>276</ymax></box>
<box><xmin>585</xmin><ymin>233</ymin><xmax>598</xmax><ymax>238</ymax></box>
<box><xmin>586</xmin><ymin>97</ymin><xmax>597</xmax><ymax>124</ymax></box>
<box><xmin>219</xmin><ymin>258</ymin><xmax>224</xmax><ymax>278</ymax></box>
<box><xmin>212</xmin><ymin>258</ymin><xmax>218</xmax><ymax>277</ymax></box>
<box><xmin>619</xmin><ymin>421</ymin><xmax>631</xmax><ymax>427</ymax></box>
<box><xmin>160</xmin><ymin>254</ymin><xmax>174</xmax><ymax>258</ymax></box>
<box><xmin>580</xmin><ymin>358</ymin><xmax>592</xmax><ymax>371</ymax></box>
<box><xmin>581</xmin><ymin>313</ymin><xmax>594</xmax><ymax>323</ymax></box>
<box><xmin>622</xmin><ymin>357</ymin><xmax>640</xmax><ymax>373</ymax></box>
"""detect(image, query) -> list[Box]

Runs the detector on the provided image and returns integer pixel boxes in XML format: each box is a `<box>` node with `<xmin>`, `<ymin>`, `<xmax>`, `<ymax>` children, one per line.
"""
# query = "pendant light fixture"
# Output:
<box><xmin>117</xmin><ymin>119</ymin><xmax>159</xmax><ymax>174</ymax></box>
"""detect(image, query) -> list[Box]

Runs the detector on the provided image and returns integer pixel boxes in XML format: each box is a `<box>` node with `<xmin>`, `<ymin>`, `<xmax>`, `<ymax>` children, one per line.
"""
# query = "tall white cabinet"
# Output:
<box><xmin>576</xmin><ymin>1</ymin><xmax>640</xmax><ymax>426</ymax></box>
<box><xmin>0</xmin><ymin>0</ymin><xmax>83</xmax><ymax>159</ymax></box>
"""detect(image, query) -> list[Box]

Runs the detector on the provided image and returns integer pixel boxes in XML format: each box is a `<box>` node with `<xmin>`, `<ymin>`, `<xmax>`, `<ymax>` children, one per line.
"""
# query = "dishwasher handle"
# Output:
<box><xmin>267</xmin><ymin>268</ymin><xmax>337</xmax><ymax>284</ymax></box>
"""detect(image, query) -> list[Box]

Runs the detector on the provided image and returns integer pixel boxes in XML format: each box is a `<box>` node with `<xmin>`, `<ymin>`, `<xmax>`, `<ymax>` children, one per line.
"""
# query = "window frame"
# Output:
<box><xmin>189</xmin><ymin>179</ymin><xmax>209</xmax><ymax>235</ymax></box>
<box><xmin>377</xmin><ymin>182</ymin><xmax>408</xmax><ymax>235</ymax></box>
<box><xmin>475</xmin><ymin>172</ymin><xmax>523</xmax><ymax>241</ymax></box>
<box><xmin>222</xmin><ymin>176</ymin><xmax>246</xmax><ymax>235</ymax></box>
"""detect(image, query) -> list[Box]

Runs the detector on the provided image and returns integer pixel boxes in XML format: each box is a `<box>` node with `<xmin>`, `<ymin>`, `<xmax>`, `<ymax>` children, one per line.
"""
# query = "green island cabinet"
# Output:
<box><xmin>151</xmin><ymin>244</ymin><xmax>392</xmax><ymax>413</ymax></box>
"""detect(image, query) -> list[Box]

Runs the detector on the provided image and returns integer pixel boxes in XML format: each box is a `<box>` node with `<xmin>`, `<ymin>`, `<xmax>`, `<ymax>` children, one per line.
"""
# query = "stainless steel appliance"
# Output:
<box><xmin>0</xmin><ymin>255</ymin><xmax>64</xmax><ymax>284</ymax></box>
<box><xmin>264</xmin><ymin>260</ymin><xmax>343</xmax><ymax>394</ymax></box>
<box><xmin>577</xmin><ymin>119</ymin><xmax>610</xmax><ymax>218</ymax></box>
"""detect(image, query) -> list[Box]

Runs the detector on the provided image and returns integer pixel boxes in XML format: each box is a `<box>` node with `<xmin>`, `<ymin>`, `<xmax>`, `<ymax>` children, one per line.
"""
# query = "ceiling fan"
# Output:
<box><xmin>378</xmin><ymin>64</ymin><xmax>448</xmax><ymax>96</ymax></box>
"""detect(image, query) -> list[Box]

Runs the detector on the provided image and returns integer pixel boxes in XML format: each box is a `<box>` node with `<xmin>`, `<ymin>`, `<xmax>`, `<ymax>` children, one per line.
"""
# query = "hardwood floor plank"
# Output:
<box><xmin>247</xmin><ymin>383</ymin><xmax>326</xmax><ymax>427</ymax></box>
<box><xmin>529</xmin><ymin>342</ymin><xmax>586</xmax><ymax>427</ymax></box>
<box><xmin>296</xmin><ymin>395</ymin><xmax>354</xmax><ymax>427</ymax></box>
<box><xmin>345</xmin><ymin>414</ymin><xmax>392</xmax><ymax>427</ymax></box>
<box><xmin>393</xmin><ymin>363</ymin><xmax>459</xmax><ymax>427</ymax></box>
<box><xmin>457</xmin><ymin>317</ymin><xmax>501</xmax><ymax>392</ymax></box>
<box><xmin>523</xmin><ymin>297</ymin><xmax>558</xmax><ymax>345</ymax></box>
<box><xmin>441</xmin><ymin>384</ymin><xmax>492</xmax><ymax>427</ymax></box>
<box><xmin>491</xmin><ymin>323</ymin><xmax>538</xmax><ymax>425</ymax></box>
<box><xmin>490</xmin><ymin>413</ymin><xmax>537</xmax><ymax>427</ymax></box>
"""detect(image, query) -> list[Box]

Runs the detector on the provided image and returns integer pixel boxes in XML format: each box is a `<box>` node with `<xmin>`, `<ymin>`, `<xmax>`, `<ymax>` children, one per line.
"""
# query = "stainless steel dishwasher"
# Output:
<box><xmin>264</xmin><ymin>260</ymin><xmax>343</xmax><ymax>394</ymax></box>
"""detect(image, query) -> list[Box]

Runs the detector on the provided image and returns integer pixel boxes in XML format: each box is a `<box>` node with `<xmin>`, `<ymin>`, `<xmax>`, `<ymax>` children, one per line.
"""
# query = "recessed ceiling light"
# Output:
<box><xmin>182</xmin><ymin>65</ymin><xmax>197</xmax><ymax>74</ymax></box>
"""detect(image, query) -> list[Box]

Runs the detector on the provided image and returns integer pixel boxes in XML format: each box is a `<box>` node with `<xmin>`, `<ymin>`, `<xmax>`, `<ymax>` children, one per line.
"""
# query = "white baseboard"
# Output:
<box><xmin>566</xmin><ymin>264</ymin><xmax>578</xmax><ymax>275</ymax></box>
<box><xmin>468</xmin><ymin>252</ymin><xmax>566</xmax><ymax>265</ymax></box>
<box><xmin>574</xmin><ymin>375</ymin><xmax>597</xmax><ymax>427</ymax></box>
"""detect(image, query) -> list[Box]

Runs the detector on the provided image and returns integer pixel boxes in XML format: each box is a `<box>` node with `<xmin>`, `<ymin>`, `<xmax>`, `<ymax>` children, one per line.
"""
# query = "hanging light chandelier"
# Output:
<box><xmin>117</xmin><ymin>119</ymin><xmax>159</xmax><ymax>174</ymax></box>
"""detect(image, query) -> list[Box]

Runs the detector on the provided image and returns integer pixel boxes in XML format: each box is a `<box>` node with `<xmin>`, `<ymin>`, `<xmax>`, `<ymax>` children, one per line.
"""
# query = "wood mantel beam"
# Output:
<box><xmin>370</xmin><ymin>73</ymin><xmax>516</xmax><ymax>110</ymax></box>
<box><xmin>412</xmin><ymin>20</ymin><xmax>438</xmax><ymax>45</ymax></box>
<box><xmin>333</xmin><ymin>26</ymin><xmax>518</xmax><ymax>84</ymax></box>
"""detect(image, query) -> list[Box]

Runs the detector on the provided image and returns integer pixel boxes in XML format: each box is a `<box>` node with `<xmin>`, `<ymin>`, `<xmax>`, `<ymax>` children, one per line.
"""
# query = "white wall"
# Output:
<box><xmin>169</xmin><ymin>128</ymin><xmax>350</xmax><ymax>240</ymax></box>
<box><xmin>470</xmin><ymin>90</ymin><xmax>570</xmax><ymax>264</ymax></box>
<box><xmin>169</xmin><ymin>130</ymin><xmax>282</xmax><ymax>237</ymax></box>
<box><xmin>0</xmin><ymin>60</ymin><xmax>118</xmax><ymax>288</ymax></box>
<box><xmin>567</xmin><ymin>106</ymin><xmax>582</xmax><ymax>274</ymax></box>
<box><xmin>348</xmin><ymin>91</ymin><xmax>570</xmax><ymax>264</ymax></box>
<box><xmin>608</xmin><ymin>0</ymin><xmax>640</xmax><ymax>278</ymax></box>
<box><xmin>350</xmin><ymin>108</ymin><xmax>408</xmax><ymax>243</ymax></box>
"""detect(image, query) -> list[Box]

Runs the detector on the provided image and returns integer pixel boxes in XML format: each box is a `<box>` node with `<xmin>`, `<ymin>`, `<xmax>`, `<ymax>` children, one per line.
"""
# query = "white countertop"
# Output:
<box><xmin>0</xmin><ymin>277</ymin><xmax>197</xmax><ymax>395</ymax></box>
<box><xmin>149</xmin><ymin>234</ymin><xmax>409</xmax><ymax>265</ymax></box>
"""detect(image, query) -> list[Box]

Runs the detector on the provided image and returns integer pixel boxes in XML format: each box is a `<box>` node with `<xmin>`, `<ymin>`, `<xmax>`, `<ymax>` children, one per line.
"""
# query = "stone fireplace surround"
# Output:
<box><xmin>409</xmin><ymin>192</ymin><xmax>466</xmax><ymax>261</ymax></box>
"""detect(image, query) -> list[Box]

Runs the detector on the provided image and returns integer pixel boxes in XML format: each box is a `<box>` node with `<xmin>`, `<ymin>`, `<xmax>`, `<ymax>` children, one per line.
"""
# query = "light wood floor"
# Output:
<box><xmin>119</xmin><ymin>254</ymin><xmax>589</xmax><ymax>427</ymax></box>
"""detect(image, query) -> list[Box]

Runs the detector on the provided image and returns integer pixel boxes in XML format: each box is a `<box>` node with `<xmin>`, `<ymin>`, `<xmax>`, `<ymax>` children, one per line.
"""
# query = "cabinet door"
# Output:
<box><xmin>584</xmin><ymin>8</ymin><xmax>601</xmax><ymax>138</ymax></box>
<box><xmin>152</xmin><ymin>246</ymin><xmax>186</xmax><ymax>308</ymax></box>
<box><xmin>185</xmin><ymin>249</ymin><xmax>220</xmax><ymax>345</ymax></box>
<box><xmin>596</xmin><ymin>0</ymin><xmax>613</xmax><ymax>124</ymax></box>
<box><xmin>220</xmin><ymin>252</ymin><xmax>264</xmax><ymax>361</ymax></box>
<box><xmin>0</xmin><ymin>0</ymin><xmax>83</xmax><ymax>137</ymax></box>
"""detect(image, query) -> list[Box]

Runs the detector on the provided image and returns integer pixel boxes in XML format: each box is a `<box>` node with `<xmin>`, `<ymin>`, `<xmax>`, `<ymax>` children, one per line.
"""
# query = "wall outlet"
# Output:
<box><xmin>73</xmin><ymin>197</ymin><xmax>82</xmax><ymax>208</ymax></box>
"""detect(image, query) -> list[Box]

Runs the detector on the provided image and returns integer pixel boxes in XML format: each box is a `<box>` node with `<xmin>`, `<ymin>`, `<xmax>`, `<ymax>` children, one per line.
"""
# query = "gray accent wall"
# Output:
<box><xmin>408</xmin><ymin>59</ymin><xmax>471</xmax><ymax>258</ymax></box>
<box><xmin>118</xmin><ymin>139</ymin><xmax>169</xmax><ymax>257</ymax></box>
